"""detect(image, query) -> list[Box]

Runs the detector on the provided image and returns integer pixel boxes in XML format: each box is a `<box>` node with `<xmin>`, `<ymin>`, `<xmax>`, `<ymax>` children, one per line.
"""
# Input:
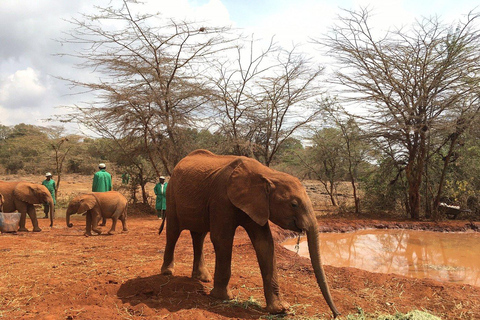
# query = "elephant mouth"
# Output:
<box><xmin>292</xmin><ymin>220</ymin><xmax>304</xmax><ymax>233</ymax></box>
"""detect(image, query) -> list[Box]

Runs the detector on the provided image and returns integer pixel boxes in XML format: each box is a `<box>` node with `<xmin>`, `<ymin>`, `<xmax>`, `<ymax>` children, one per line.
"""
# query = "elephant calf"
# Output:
<box><xmin>0</xmin><ymin>181</ymin><xmax>55</xmax><ymax>232</ymax></box>
<box><xmin>159</xmin><ymin>149</ymin><xmax>340</xmax><ymax>317</ymax></box>
<box><xmin>66</xmin><ymin>191</ymin><xmax>128</xmax><ymax>236</ymax></box>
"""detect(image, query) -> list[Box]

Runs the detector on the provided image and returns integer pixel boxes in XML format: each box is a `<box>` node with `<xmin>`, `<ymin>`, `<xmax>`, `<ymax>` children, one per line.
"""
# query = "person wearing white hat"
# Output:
<box><xmin>154</xmin><ymin>176</ymin><xmax>168</xmax><ymax>219</ymax></box>
<box><xmin>92</xmin><ymin>163</ymin><xmax>112</xmax><ymax>226</ymax></box>
<box><xmin>41</xmin><ymin>172</ymin><xmax>56</xmax><ymax>219</ymax></box>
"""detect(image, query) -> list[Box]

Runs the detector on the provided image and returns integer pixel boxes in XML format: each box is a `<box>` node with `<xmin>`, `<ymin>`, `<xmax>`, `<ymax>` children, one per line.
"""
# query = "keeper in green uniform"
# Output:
<box><xmin>42</xmin><ymin>172</ymin><xmax>56</xmax><ymax>219</ymax></box>
<box><xmin>92</xmin><ymin>163</ymin><xmax>112</xmax><ymax>225</ymax></box>
<box><xmin>154</xmin><ymin>176</ymin><xmax>167</xmax><ymax>219</ymax></box>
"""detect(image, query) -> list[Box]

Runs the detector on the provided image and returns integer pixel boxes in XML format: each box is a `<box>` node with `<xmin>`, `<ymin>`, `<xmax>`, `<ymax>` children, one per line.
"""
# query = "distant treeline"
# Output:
<box><xmin>1</xmin><ymin>122</ymin><xmax>479</xmax><ymax>220</ymax></box>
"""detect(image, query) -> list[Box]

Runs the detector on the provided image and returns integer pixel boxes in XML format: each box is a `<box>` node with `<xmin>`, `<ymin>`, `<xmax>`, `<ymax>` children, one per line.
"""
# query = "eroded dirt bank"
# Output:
<box><xmin>1</xmin><ymin>216</ymin><xmax>479</xmax><ymax>320</ymax></box>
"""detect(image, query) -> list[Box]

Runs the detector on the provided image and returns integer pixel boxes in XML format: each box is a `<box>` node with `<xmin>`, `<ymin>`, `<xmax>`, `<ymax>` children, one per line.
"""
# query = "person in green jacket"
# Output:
<box><xmin>42</xmin><ymin>172</ymin><xmax>56</xmax><ymax>219</ymax></box>
<box><xmin>121</xmin><ymin>172</ymin><xmax>130</xmax><ymax>185</ymax></box>
<box><xmin>92</xmin><ymin>163</ymin><xmax>112</xmax><ymax>225</ymax></box>
<box><xmin>154</xmin><ymin>176</ymin><xmax>167</xmax><ymax>219</ymax></box>
<box><xmin>92</xmin><ymin>163</ymin><xmax>112</xmax><ymax>193</ymax></box>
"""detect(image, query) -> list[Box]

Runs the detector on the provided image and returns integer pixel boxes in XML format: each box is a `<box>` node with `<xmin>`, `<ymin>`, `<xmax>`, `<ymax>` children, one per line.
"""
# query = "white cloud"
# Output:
<box><xmin>195</xmin><ymin>0</ymin><xmax>231</xmax><ymax>26</ymax></box>
<box><xmin>0</xmin><ymin>0</ymin><xmax>477</xmax><ymax>131</ymax></box>
<box><xmin>127</xmin><ymin>0</ymin><xmax>231</xmax><ymax>26</ymax></box>
<box><xmin>0</xmin><ymin>105</ymin><xmax>44</xmax><ymax>127</ymax></box>
<box><xmin>0</xmin><ymin>68</ymin><xmax>47</xmax><ymax>109</ymax></box>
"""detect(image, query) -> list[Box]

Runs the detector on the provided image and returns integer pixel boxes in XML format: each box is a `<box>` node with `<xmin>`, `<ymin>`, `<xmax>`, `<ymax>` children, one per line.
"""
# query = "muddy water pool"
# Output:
<box><xmin>283</xmin><ymin>229</ymin><xmax>480</xmax><ymax>286</ymax></box>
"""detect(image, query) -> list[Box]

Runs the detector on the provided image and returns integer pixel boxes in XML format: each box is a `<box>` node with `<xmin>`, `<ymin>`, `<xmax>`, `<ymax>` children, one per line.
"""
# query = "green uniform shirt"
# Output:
<box><xmin>92</xmin><ymin>169</ymin><xmax>112</xmax><ymax>192</ymax></box>
<box><xmin>154</xmin><ymin>182</ymin><xmax>167</xmax><ymax>210</ymax></box>
<box><xmin>42</xmin><ymin>179</ymin><xmax>56</xmax><ymax>205</ymax></box>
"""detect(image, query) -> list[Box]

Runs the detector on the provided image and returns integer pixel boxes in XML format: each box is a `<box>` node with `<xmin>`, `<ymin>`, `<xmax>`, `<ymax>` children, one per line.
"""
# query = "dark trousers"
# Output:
<box><xmin>43</xmin><ymin>203</ymin><xmax>50</xmax><ymax>217</ymax></box>
<box><xmin>157</xmin><ymin>209</ymin><xmax>165</xmax><ymax>219</ymax></box>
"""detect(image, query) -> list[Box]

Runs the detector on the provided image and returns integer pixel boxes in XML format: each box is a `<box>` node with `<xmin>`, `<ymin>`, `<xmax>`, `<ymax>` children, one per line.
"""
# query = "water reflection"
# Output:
<box><xmin>283</xmin><ymin>229</ymin><xmax>480</xmax><ymax>286</ymax></box>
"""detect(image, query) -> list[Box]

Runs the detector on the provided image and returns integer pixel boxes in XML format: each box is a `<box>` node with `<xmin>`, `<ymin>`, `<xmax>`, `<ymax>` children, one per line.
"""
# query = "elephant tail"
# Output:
<box><xmin>158</xmin><ymin>212</ymin><xmax>166</xmax><ymax>235</ymax></box>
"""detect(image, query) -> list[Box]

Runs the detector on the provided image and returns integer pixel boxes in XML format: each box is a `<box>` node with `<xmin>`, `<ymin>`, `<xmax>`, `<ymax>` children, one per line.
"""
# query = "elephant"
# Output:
<box><xmin>66</xmin><ymin>191</ymin><xmax>128</xmax><ymax>236</ymax></box>
<box><xmin>0</xmin><ymin>181</ymin><xmax>54</xmax><ymax>232</ymax></box>
<box><xmin>159</xmin><ymin>149</ymin><xmax>340</xmax><ymax>317</ymax></box>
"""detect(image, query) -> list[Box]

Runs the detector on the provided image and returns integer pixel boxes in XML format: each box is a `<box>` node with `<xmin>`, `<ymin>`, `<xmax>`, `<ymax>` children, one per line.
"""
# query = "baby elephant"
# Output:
<box><xmin>66</xmin><ymin>191</ymin><xmax>128</xmax><ymax>236</ymax></box>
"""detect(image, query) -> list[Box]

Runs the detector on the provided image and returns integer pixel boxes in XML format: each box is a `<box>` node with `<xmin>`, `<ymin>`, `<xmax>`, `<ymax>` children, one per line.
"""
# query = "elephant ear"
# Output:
<box><xmin>227</xmin><ymin>159</ymin><xmax>275</xmax><ymax>226</ymax></box>
<box><xmin>78</xmin><ymin>194</ymin><xmax>96</xmax><ymax>214</ymax></box>
<box><xmin>13</xmin><ymin>183</ymin><xmax>43</xmax><ymax>204</ymax></box>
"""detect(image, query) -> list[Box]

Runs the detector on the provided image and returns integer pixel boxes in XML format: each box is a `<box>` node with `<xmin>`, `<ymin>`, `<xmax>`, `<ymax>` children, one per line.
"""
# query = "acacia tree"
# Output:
<box><xmin>212</xmin><ymin>40</ymin><xmax>324</xmax><ymax>165</ymax></box>
<box><xmin>210</xmin><ymin>37</ymin><xmax>279</xmax><ymax>157</ymax></box>
<box><xmin>58</xmin><ymin>0</ymin><xmax>234</xmax><ymax>176</ymax></box>
<box><xmin>318</xmin><ymin>8</ymin><xmax>480</xmax><ymax>219</ymax></box>
<box><xmin>252</xmin><ymin>48</ymin><xmax>325</xmax><ymax>166</ymax></box>
<box><xmin>302</xmin><ymin>128</ymin><xmax>346</xmax><ymax>206</ymax></box>
<box><xmin>321</xmin><ymin>104</ymin><xmax>368</xmax><ymax>214</ymax></box>
<box><xmin>49</xmin><ymin>137</ymin><xmax>71</xmax><ymax>193</ymax></box>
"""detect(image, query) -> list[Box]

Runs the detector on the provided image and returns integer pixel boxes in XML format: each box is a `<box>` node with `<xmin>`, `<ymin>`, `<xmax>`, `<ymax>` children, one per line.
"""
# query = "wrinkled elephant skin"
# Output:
<box><xmin>160</xmin><ymin>149</ymin><xmax>340</xmax><ymax>317</ymax></box>
<box><xmin>66</xmin><ymin>191</ymin><xmax>128</xmax><ymax>236</ymax></box>
<box><xmin>0</xmin><ymin>181</ymin><xmax>54</xmax><ymax>232</ymax></box>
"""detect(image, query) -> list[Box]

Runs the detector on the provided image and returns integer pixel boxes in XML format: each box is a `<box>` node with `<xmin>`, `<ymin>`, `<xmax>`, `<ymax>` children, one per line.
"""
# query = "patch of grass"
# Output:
<box><xmin>345</xmin><ymin>307</ymin><xmax>441</xmax><ymax>320</ymax></box>
<box><xmin>225</xmin><ymin>296</ymin><xmax>263</xmax><ymax>310</ymax></box>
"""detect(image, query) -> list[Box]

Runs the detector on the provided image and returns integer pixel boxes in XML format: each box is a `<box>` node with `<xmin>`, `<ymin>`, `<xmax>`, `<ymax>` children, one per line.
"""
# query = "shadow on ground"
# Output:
<box><xmin>117</xmin><ymin>274</ymin><xmax>268</xmax><ymax>319</ymax></box>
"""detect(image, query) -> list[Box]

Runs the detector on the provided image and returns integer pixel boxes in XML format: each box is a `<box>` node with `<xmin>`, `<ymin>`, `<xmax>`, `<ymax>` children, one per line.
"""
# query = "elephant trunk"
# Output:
<box><xmin>66</xmin><ymin>209</ymin><xmax>73</xmax><ymax>228</ymax></box>
<box><xmin>306</xmin><ymin>225</ymin><xmax>341</xmax><ymax>318</ymax></box>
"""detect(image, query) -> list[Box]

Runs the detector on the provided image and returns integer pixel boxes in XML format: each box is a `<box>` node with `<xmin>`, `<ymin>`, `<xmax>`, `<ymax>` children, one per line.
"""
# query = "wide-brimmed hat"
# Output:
<box><xmin>159</xmin><ymin>176</ymin><xmax>166</xmax><ymax>180</ymax></box>
<box><xmin>99</xmin><ymin>163</ymin><xmax>106</xmax><ymax>169</ymax></box>
<box><xmin>45</xmin><ymin>172</ymin><xmax>52</xmax><ymax>177</ymax></box>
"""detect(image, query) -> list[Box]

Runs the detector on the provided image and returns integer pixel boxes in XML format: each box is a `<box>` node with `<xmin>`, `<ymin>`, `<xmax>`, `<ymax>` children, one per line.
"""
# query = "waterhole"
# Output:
<box><xmin>283</xmin><ymin>229</ymin><xmax>480</xmax><ymax>286</ymax></box>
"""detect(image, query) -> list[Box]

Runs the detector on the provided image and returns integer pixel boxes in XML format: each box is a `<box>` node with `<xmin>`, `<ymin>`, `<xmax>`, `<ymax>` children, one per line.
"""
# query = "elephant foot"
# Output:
<box><xmin>99</xmin><ymin>223</ymin><xmax>106</xmax><ymax>226</ymax></box>
<box><xmin>84</xmin><ymin>232</ymin><xmax>91</xmax><ymax>237</ymax></box>
<box><xmin>33</xmin><ymin>228</ymin><xmax>42</xmax><ymax>232</ymax></box>
<box><xmin>210</xmin><ymin>286</ymin><xmax>233</xmax><ymax>301</ymax></box>
<box><xmin>161</xmin><ymin>265</ymin><xmax>174</xmax><ymax>276</ymax></box>
<box><xmin>107</xmin><ymin>230</ymin><xmax>115</xmax><ymax>235</ymax></box>
<box><xmin>18</xmin><ymin>227</ymin><xmax>29</xmax><ymax>232</ymax></box>
<box><xmin>265</xmin><ymin>299</ymin><xmax>290</xmax><ymax>314</ymax></box>
<box><xmin>92</xmin><ymin>229</ymin><xmax>102</xmax><ymax>235</ymax></box>
<box><xmin>192</xmin><ymin>268</ymin><xmax>212</xmax><ymax>282</ymax></box>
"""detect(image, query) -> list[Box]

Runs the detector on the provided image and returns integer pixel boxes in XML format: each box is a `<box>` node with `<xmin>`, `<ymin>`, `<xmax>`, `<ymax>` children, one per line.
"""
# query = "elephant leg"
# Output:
<box><xmin>91</xmin><ymin>212</ymin><xmax>102</xmax><ymax>235</ymax></box>
<box><xmin>108</xmin><ymin>217</ymin><xmax>118</xmax><ymax>235</ymax></box>
<box><xmin>161</xmin><ymin>216</ymin><xmax>181</xmax><ymax>276</ymax></box>
<box><xmin>99</xmin><ymin>217</ymin><xmax>106</xmax><ymax>226</ymax></box>
<box><xmin>209</xmin><ymin>227</ymin><xmax>236</xmax><ymax>301</ymax></box>
<box><xmin>85</xmin><ymin>211</ymin><xmax>93</xmax><ymax>236</ymax></box>
<box><xmin>18</xmin><ymin>211</ymin><xmax>29</xmax><ymax>232</ymax></box>
<box><xmin>28</xmin><ymin>205</ymin><xmax>41</xmax><ymax>232</ymax></box>
<box><xmin>190</xmin><ymin>231</ymin><xmax>212</xmax><ymax>282</ymax></box>
<box><xmin>244</xmin><ymin>221</ymin><xmax>289</xmax><ymax>314</ymax></box>
<box><xmin>119</xmin><ymin>213</ymin><xmax>128</xmax><ymax>232</ymax></box>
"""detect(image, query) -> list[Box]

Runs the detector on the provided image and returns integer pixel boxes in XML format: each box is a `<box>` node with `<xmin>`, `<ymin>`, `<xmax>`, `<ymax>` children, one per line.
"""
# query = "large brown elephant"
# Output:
<box><xmin>0</xmin><ymin>181</ymin><xmax>54</xmax><ymax>232</ymax></box>
<box><xmin>159</xmin><ymin>149</ymin><xmax>340</xmax><ymax>317</ymax></box>
<box><xmin>66</xmin><ymin>191</ymin><xmax>128</xmax><ymax>236</ymax></box>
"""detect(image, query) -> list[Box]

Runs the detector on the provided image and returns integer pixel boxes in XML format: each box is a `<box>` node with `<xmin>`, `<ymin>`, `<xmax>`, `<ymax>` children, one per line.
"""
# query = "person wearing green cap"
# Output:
<box><xmin>92</xmin><ymin>163</ymin><xmax>112</xmax><ymax>225</ymax></box>
<box><xmin>154</xmin><ymin>176</ymin><xmax>167</xmax><ymax>219</ymax></box>
<box><xmin>42</xmin><ymin>172</ymin><xmax>56</xmax><ymax>219</ymax></box>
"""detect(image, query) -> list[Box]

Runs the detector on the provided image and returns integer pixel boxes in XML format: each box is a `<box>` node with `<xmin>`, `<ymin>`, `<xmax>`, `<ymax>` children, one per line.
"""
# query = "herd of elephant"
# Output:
<box><xmin>0</xmin><ymin>150</ymin><xmax>341</xmax><ymax>318</ymax></box>
<box><xmin>0</xmin><ymin>181</ymin><xmax>127</xmax><ymax>235</ymax></box>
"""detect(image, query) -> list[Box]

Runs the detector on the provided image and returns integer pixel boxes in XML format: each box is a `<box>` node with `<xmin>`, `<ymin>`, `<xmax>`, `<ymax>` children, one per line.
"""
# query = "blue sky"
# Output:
<box><xmin>0</xmin><ymin>0</ymin><xmax>478</xmax><ymax>131</ymax></box>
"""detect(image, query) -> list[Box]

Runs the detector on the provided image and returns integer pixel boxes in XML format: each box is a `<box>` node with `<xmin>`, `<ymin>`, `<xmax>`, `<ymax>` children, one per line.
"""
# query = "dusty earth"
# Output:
<box><xmin>1</xmin><ymin>174</ymin><xmax>479</xmax><ymax>320</ymax></box>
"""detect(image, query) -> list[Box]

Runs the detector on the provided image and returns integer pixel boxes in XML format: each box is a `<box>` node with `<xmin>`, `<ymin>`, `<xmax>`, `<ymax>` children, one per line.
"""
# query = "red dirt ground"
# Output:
<box><xmin>1</xmin><ymin>175</ymin><xmax>479</xmax><ymax>319</ymax></box>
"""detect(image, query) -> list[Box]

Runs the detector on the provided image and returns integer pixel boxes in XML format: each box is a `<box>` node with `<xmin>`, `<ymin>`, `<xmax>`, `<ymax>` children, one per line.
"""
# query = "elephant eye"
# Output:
<box><xmin>291</xmin><ymin>201</ymin><xmax>299</xmax><ymax>208</ymax></box>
